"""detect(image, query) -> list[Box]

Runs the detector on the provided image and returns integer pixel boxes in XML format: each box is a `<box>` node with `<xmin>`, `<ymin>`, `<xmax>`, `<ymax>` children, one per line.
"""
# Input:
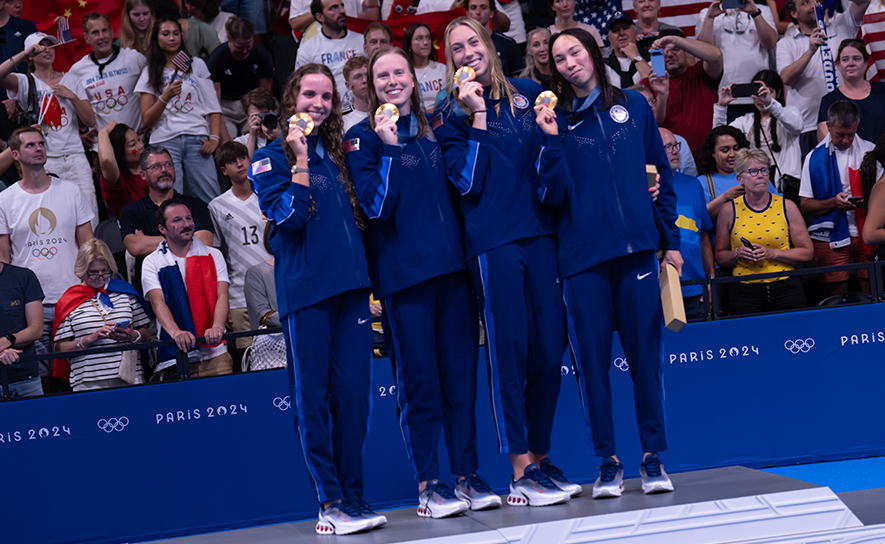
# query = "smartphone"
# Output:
<box><xmin>114</xmin><ymin>319</ymin><xmax>131</xmax><ymax>329</ymax></box>
<box><xmin>649</xmin><ymin>49</ymin><xmax>665</xmax><ymax>77</ymax></box>
<box><xmin>732</xmin><ymin>83</ymin><xmax>761</xmax><ymax>98</ymax></box>
<box><xmin>721</xmin><ymin>0</ymin><xmax>746</xmax><ymax>9</ymax></box>
<box><xmin>646</xmin><ymin>165</ymin><xmax>658</xmax><ymax>189</ymax></box>
<box><xmin>740</xmin><ymin>237</ymin><xmax>755</xmax><ymax>250</ymax></box>
<box><xmin>848</xmin><ymin>196</ymin><xmax>864</xmax><ymax>204</ymax></box>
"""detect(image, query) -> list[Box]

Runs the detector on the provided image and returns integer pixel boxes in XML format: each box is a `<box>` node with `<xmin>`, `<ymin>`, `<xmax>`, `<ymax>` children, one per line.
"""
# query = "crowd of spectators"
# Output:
<box><xmin>3</xmin><ymin>0</ymin><xmax>885</xmax><ymax>399</ymax></box>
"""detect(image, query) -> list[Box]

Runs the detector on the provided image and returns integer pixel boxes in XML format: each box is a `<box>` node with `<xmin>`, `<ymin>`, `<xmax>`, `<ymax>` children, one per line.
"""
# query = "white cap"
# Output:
<box><xmin>24</xmin><ymin>32</ymin><xmax>58</xmax><ymax>51</ymax></box>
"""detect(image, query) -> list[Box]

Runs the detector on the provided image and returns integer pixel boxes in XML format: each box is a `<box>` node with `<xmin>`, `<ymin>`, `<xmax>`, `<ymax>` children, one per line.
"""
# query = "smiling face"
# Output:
<box><xmin>552</xmin><ymin>35</ymin><xmax>597</xmax><ymax>94</ymax></box>
<box><xmin>449</xmin><ymin>24</ymin><xmax>489</xmax><ymax>83</ymax></box>
<box><xmin>85</xmin><ymin>17</ymin><xmax>114</xmax><ymax>58</ymax></box>
<box><xmin>528</xmin><ymin>30</ymin><xmax>550</xmax><ymax>66</ymax></box>
<box><xmin>157</xmin><ymin>21</ymin><xmax>181</xmax><ymax>54</ymax></box>
<box><xmin>295</xmin><ymin>73</ymin><xmax>334</xmax><ymax>127</ymax></box>
<box><xmin>130</xmin><ymin>4</ymin><xmax>152</xmax><ymax>33</ymax></box>
<box><xmin>373</xmin><ymin>52</ymin><xmax>414</xmax><ymax>114</ymax></box>
<box><xmin>634</xmin><ymin>0</ymin><xmax>660</xmax><ymax>21</ymax></box>
<box><xmin>713</xmin><ymin>135</ymin><xmax>740</xmax><ymax>175</ymax></box>
<box><xmin>32</xmin><ymin>38</ymin><xmax>56</xmax><ymax>67</ymax></box>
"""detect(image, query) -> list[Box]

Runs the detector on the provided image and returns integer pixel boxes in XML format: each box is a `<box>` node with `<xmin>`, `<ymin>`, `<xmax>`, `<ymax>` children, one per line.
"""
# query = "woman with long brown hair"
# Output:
<box><xmin>247</xmin><ymin>64</ymin><xmax>382</xmax><ymax>536</ymax></box>
<box><xmin>119</xmin><ymin>0</ymin><xmax>154</xmax><ymax>53</ymax></box>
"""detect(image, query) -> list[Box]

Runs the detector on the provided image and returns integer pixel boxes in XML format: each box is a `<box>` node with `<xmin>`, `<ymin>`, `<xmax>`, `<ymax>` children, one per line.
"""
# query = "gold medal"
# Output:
<box><xmin>375</xmin><ymin>103</ymin><xmax>400</xmax><ymax>123</ymax></box>
<box><xmin>454</xmin><ymin>66</ymin><xmax>475</xmax><ymax>88</ymax></box>
<box><xmin>288</xmin><ymin>112</ymin><xmax>314</xmax><ymax>136</ymax></box>
<box><xmin>535</xmin><ymin>91</ymin><xmax>558</xmax><ymax>109</ymax></box>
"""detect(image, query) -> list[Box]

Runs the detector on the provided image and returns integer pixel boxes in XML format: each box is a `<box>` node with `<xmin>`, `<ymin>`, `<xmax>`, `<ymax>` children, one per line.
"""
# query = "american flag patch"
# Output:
<box><xmin>343</xmin><ymin>138</ymin><xmax>360</xmax><ymax>152</ymax></box>
<box><xmin>251</xmin><ymin>158</ymin><xmax>272</xmax><ymax>174</ymax></box>
<box><xmin>432</xmin><ymin>114</ymin><xmax>444</xmax><ymax>130</ymax></box>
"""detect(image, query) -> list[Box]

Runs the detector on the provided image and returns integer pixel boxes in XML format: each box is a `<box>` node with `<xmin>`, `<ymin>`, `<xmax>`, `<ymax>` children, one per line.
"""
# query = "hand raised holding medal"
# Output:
<box><xmin>454</xmin><ymin>66</ymin><xmax>486</xmax><ymax>113</ymax></box>
<box><xmin>374</xmin><ymin>103</ymin><xmax>400</xmax><ymax>146</ymax></box>
<box><xmin>286</xmin><ymin>113</ymin><xmax>313</xmax><ymax>158</ymax></box>
<box><xmin>533</xmin><ymin>91</ymin><xmax>559</xmax><ymax>136</ymax></box>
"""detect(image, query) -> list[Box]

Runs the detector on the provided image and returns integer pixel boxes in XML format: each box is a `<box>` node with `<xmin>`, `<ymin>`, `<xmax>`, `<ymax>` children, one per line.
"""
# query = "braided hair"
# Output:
<box><xmin>750</xmin><ymin>70</ymin><xmax>785</xmax><ymax>155</ymax></box>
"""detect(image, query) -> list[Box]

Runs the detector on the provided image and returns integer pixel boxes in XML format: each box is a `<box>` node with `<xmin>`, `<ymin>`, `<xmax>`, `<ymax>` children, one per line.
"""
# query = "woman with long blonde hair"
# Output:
<box><xmin>433</xmin><ymin>16</ymin><xmax>575</xmax><ymax>508</ymax></box>
<box><xmin>119</xmin><ymin>0</ymin><xmax>154</xmax><ymax>53</ymax></box>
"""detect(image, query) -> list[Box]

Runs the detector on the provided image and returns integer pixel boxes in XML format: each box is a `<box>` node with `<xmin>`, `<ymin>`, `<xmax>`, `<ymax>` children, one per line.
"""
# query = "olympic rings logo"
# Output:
<box><xmin>613</xmin><ymin>357</ymin><xmax>629</xmax><ymax>372</ymax></box>
<box><xmin>167</xmin><ymin>100</ymin><xmax>194</xmax><ymax>114</ymax></box>
<box><xmin>31</xmin><ymin>247</ymin><xmax>58</xmax><ymax>260</ymax></box>
<box><xmin>784</xmin><ymin>339</ymin><xmax>815</xmax><ymax>354</ymax></box>
<box><xmin>97</xmin><ymin>417</ymin><xmax>129</xmax><ymax>433</ymax></box>
<box><xmin>273</xmin><ymin>396</ymin><xmax>291</xmax><ymax>411</ymax></box>
<box><xmin>96</xmin><ymin>94</ymin><xmax>128</xmax><ymax>114</ymax></box>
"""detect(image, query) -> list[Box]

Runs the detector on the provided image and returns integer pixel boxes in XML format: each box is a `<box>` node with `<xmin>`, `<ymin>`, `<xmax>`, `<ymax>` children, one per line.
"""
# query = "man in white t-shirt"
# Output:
<box><xmin>777</xmin><ymin>0</ymin><xmax>870</xmax><ymax>160</ymax></box>
<box><xmin>142</xmin><ymin>196</ymin><xmax>232</xmax><ymax>378</ymax></box>
<box><xmin>208</xmin><ymin>142</ymin><xmax>272</xmax><ymax>352</ymax></box>
<box><xmin>0</xmin><ymin>127</ymin><xmax>95</xmax><ymax>391</ymax></box>
<box><xmin>696</xmin><ymin>0</ymin><xmax>777</xmax><ymax>114</ymax></box>
<box><xmin>295</xmin><ymin>0</ymin><xmax>366</xmax><ymax>108</ymax></box>
<box><xmin>342</xmin><ymin>56</ymin><xmax>369</xmax><ymax>132</ymax></box>
<box><xmin>288</xmin><ymin>0</ymin><xmax>376</xmax><ymax>35</ymax></box>
<box><xmin>60</xmin><ymin>13</ymin><xmax>146</xmax><ymax>150</ymax></box>
<box><xmin>799</xmin><ymin>101</ymin><xmax>879</xmax><ymax>299</ymax></box>
<box><xmin>233</xmin><ymin>88</ymin><xmax>281</xmax><ymax>158</ymax></box>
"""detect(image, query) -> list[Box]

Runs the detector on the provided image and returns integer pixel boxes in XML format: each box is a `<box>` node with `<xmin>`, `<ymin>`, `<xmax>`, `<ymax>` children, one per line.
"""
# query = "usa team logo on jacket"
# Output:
<box><xmin>513</xmin><ymin>94</ymin><xmax>529</xmax><ymax>109</ymax></box>
<box><xmin>610</xmin><ymin>105</ymin><xmax>629</xmax><ymax>123</ymax></box>
<box><xmin>344</xmin><ymin>138</ymin><xmax>360</xmax><ymax>152</ymax></box>
<box><xmin>251</xmin><ymin>158</ymin><xmax>271</xmax><ymax>174</ymax></box>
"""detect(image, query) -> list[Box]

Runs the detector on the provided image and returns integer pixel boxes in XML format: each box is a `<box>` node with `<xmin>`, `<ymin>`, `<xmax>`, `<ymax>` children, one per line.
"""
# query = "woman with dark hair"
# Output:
<box><xmin>859</xmin><ymin>134</ymin><xmax>885</xmax><ymax>255</ymax></box>
<box><xmin>535</xmin><ymin>27</ymin><xmax>680</xmax><ymax>500</ymax></box>
<box><xmin>152</xmin><ymin>0</ymin><xmax>220</xmax><ymax>62</ymax></box>
<box><xmin>433</xmin><ymin>16</ymin><xmax>574</xmax><ymax>508</ymax></box>
<box><xmin>696</xmin><ymin>125</ymin><xmax>753</xmax><ymax>219</ymax></box>
<box><xmin>715</xmin><ymin>70</ymin><xmax>803</xmax><ymax>192</ymax></box>
<box><xmin>519</xmin><ymin>28</ymin><xmax>553</xmax><ymax>89</ymax></box>
<box><xmin>135</xmin><ymin>16</ymin><xmax>223</xmax><ymax>204</ymax></box>
<box><xmin>248</xmin><ymin>64</ymin><xmax>383</xmax><ymax>536</ymax></box>
<box><xmin>818</xmin><ymin>39</ymin><xmax>885</xmax><ymax>144</ymax></box>
<box><xmin>97</xmin><ymin>121</ymin><xmax>147</xmax><ymax>218</ymax></box>
<box><xmin>403</xmin><ymin>23</ymin><xmax>446</xmax><ymax>112</ymax></box>
<box><xmin>345</xmin><ymin>45</ymin><xmax>496</xmax><ymax>518</ymax></box>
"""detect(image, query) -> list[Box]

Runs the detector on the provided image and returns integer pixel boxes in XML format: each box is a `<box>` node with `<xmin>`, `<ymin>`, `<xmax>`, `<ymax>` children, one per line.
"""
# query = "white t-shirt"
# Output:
<box><xmin>208</xmin><ymin>189</ymin><xmax>272</xmax><ymax>309</ymax></box>
<box><xmin>695</xmin><ymin>7</ymin><xmax>776</xmax><ymax>106</ymax></box>
<box><xmin>209</xmin><ymin>12</ymin><xmax>235</xmax><ymax>43</ymax></box>
<box><xmin>604</xmin><ymin>56</ymin><xmax>642</xmax><ymax>89</ymax></box>
<box><xmin>342</xmin><ymin>107</ymin><xmax>369</xmax><ymax>133</ymax></box>
<box><xmin>416</xmin><ymin>61</ymin><xmax>447</xmax><ymax>111</ymax></box>
<box><xmin>0</xmin><ymin>179</ymin><xmax>95</xmax><ymax>304</ymax></box>
<box><xmin>295</xmin><ymin>29</ymin><xmax>366</xmax><ymax>104</ymax></box>
<box><xmin>776</xmin><ymin>12</ymin><xmax>860</xmax><ymax>132</ymax></box>
<box><xmin>135</xmin><ymin>58</ymin><xmax>222</xmax><ymax>144</ymax></box>
<box><xmin>799</xmin><ymin>134</ymin><xmax>877</xmax><ymax>239</ymax></box>
<box><xmin>8</xmin><ymin>74</ymin><xmax>84</xmax><ymax>157</ymax></box>
<box><xmin>141</xmin><ymin>242</ymin><xmax>230</xmax><ymax>364</ymax></box>
<box><xmin>61</xmin><ymin>48</ymin><xmax>147</xmax><ymax>146</ymax></box>
<box><xmin>233</xmin><ymin>133</ymin><xmax>268</xmax><ymax>150</ymax></box>
<box><xmin>497</xmin><ymin>0</ymin><xmax>526</xmax><ymax>44</ymax></box>
<box><xmin>413</xmin><ymin>0</ymin><xmax>451</xmax><ymax>16</ymax></box>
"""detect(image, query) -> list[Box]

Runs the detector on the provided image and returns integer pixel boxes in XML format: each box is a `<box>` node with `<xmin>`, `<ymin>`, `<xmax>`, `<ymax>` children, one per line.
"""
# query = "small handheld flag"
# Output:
<box><xmin>172</xmin><ymin>51</ymin><xmax>193</xmax><ymax>74</ymax></box>
<box><xmin>57</xmin><ymin>18</ymin><xmax>73</xmax><ymax>44</ymax></box>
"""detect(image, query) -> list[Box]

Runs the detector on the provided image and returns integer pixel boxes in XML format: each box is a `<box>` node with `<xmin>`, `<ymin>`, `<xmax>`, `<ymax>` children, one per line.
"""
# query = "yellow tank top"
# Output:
<box><xmin>730</xmin><ymin>194</ymin><xmax>793</xmax><ymax>284</ymax></box>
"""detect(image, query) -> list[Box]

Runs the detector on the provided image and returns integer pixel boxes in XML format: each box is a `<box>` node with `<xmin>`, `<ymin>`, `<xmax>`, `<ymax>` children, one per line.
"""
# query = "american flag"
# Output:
<box><xmin>171</xmin><ymin>50</ymin><xmax>193</xmax><ymax>74</ymax></box>
<box><xmin>56</xmin><ymin>17</ymin><xmax>72</xmax><ymax>44</ymax></box>
<box><xmin>620</xmin><ymin>0</ymin><xmax>709</xmax><ymax>37</ymax></box>
<box><xmin>863</xmin><ymin>9</ymin><xmax>885</xmax><ymax>81</ymax></box>
<box><xmin>575</xmin><ymin>0</ymin><xmax>623</xmax><ymax>42</ymax></box>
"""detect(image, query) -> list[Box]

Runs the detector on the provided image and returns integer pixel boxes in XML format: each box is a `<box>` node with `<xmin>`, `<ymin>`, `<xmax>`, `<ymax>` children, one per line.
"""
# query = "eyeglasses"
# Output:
<box><xmin>741</xmin><ymin>167</ymin><xmax>770</xmax><ymax>177</ymax></box>
<box><xmin>86</xmin><ymin>271</ymin><xmax>112</xmax><ymax>280</ymax></box>
<box><xmin>723</xmin><ymin>11</ymin><xmax>749</xmax><ymax>34</ymax></box>
<box><xmin>664</xmin><ymin>142</ymin><xmax>681</xmax><ymax>153</ymax></box>
<box><xmin>146</xmin><ymin>161</ymin><xmax>174</xmax><ymax>172</ymax></box>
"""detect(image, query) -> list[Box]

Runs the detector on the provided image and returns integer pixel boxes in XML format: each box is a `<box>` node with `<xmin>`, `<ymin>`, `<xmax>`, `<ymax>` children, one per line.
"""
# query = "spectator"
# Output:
<box><xmin>342</xmin><ymin>56</ymin><xmax>369</xmax><ymax>132</ymax></box>
<box><xmin>363</xmin><ymin>21</ymin><xmax>392</xmax><ymax>58</ymax></box>
<box><xmin>697</xmin><ymin>125</ymin><xmax>753</xmax><ymax>218</ymax></box>
<box><xmin>244</xmin><ymin>228</ymin><xmax>278</xmax><ymax>330</ymax></box>
<box><xmin>290</xmin><ymin>0</ymin><xmax>376</xmax><ymax>32</ymax></box>
<box><xmin>715</xmin><ymin>149</ymin><xmax>812</xmax><ymax>315</ymax></box>
<box><xmin>186</xmin><ymin>0</ymin><xmax>235</xmax><ymax>43</ymax></box>
<box><xmin>4</xmin><ymin>0</ymin><xmax>21</xmax><ymax>19</ymax></box>
<box><xmin>120</xmin><ymin>0</ymin><xmax>154</xmax><ymax>54</ymax></box>
<box><xmin>136</xmin><ymin>16</ymin><xmax>223</xmax><ymax>205</ymax></box>
<box><xmin>97</xmin><ymin>121</ymin><xmax>148</xmax><ymax>219</ymax></box>
<box><xmin>61</xmin><ymin>13</ymin><xmax>147</xmax><ymax>149</ymax></box>
<box><xmin>604</xmin><ymin>11</ymin><xmax>652</xmax><ymax>89</ymax></box>
<box><xmin>142</xmin><ymin>196</ymin><xmax>232</xmax><ymax>379</ymax></box>
<box><xmin>860</xmin><ymin>135</ymin><xmax>885</xmax><ymax>252</ymax></box>
<box><xmin>630</xmin><ymin>83</ymin><xmax>697</xmax><ymax>176</ymax></box>
<box><xmin>800</xmin><ymin>100</ymin><xmax>877</xmax><ymax>298</ymax></box>
<box><xmin>0</xmin><ymin>0</ymin><xmax>35</xmax><ymax>73</ymax></box>
<box><xmin>466</xmin><ymin>0</ymin><xmax>524</xmax><ymax>77</ymax></box>
<box><xmin>547</xmin><ymin>0</ymin><xmax>603</xmax><ymax>45</ymax></box>
<box><xmin>207</xmin><ymin>17</ymin><xmax>274</xmax><ymax>140</ymax></box>
<box><xmin>0</xmin><ymin>261</ymin><xmax>44</xmax><ymax>398</ymax></box>
<box><xmin>818</xmin><ymin>39</ymin><xmax>885</xmax><ymax>145</ymax></box>
<box><xmin>696</xmin><ymin>0</ymin><xmax>777</xmax><ymax>120</ymax></box>
<box><xmin>652</xmin><ymin>28</ymin><xmax>723</xmax><ymax>160</ymax></box>
<box><xmin>53</xmin><ymin>239</ymin><xmax>151</xmax><ymax>391</ymax></box>
<box><xmin>0</xmin><ymin>34</ymin><xmax>100</xmax><ymax>228</ymax></box>
<box><xmin>154</xmin><ymin>0</ymin><xmax>221</xmax><ymax>63</ymax></box>
<box><xmin>404</xmin><ymin>23</ymin><xmax>447</xmax><ymax>111</ymax></box>
<box><xmin>0</xmin><ymin>127</ymin><xmax>95</xmax><ymax>393</ymax></box>
<box><xmin>777</xmin><ymin>0</ymin><xmax>870</xmax><ymax>160</ymax></box>
<box><xmin>295</xmin><ymin>0</ymin><xmax>366</xmax><ymax>107</ymax></box>
<box><xmin>208</xmin><ymin>141</ymin><xmax>271</xmax><ymax>353</ymax></box>
<box><xmin>234</xmin><ymin>88</ymin><xmax>281</xmax><ymax>157</ymax></box>
<box><xmin>519</xmin><ymin>28</ymin><xmax>553</xmax><ymax>89</ymax></box>
<box><xmin>119</xmin><ymin>145</ymin><xmax>214</xmax><ymax>294</ymax></box>
<box><xmin>634</xmin><ymin>0</ymin><xmax>679</xmax><ymax>54</ymax></box>
<box><xmin>224</xmin><ymin>0</ymin><xmax>273</xmax><ymax>37</ymax></box>
<box><xmin>660</xmin><ymin>127</ymin><xmax>713</xmax><ymax>320</ymax></box>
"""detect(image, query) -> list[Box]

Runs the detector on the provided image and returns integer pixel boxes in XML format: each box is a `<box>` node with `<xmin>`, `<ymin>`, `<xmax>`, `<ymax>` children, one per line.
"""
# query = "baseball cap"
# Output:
<box><xmin>24</xmin><ymin>32</ymin><xmax>58</xmax><ymax>51</ymax></box>
<box><xmin>607</xmin><ymin>11</ymin><xmax>634</xmax><ymax>31</ymax></box>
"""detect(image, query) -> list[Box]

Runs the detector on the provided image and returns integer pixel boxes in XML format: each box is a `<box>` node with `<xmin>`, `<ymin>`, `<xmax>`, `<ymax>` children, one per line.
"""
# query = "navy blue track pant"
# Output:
<box><xmin>282</xmin><ymin>289</ymin><xmax>372</xmax><ymax>504</ymax></box>
<box><xmin>382</xmin><ymin>271</ymin><xmax>480</xmax><ymax>482</ymax></box>
<box><xmin>469</xmin><ymin>235</ymin><xmax>567</xmax><ymax>455</ymax></box>
<box><xmin>562</xmin><ymin>250</ymin><xmax>668</xmax><ymax>458</ymax></box>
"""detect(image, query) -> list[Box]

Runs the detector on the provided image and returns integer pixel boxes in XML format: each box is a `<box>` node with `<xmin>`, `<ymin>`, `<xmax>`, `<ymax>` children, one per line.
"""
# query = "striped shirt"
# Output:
<box><xmin>53</xmin><ymin>292</ymin><xmax>151</xmax><ymax>388</ymax></box>
<box><xmin>208</xmin><ymin>189</ymin><xmax>272</xmax><ymax>309</ymax></box>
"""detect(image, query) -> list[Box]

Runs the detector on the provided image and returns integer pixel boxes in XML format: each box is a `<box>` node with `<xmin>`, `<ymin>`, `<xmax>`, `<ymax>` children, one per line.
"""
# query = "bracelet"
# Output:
<box><xmin>209</xmin><ymin>135</ymin><xmax>220</xmax><ymax>142</ymax></box>
<box><xmin>734</xmin><ymin>248</ymin><xmax>739</xmax><ymax>260</ymax></box>
<box><xmin>133</xmin><ymin>330</ymin><xmax>142</xmax><ymax>344</ymax></box>
<box><xmin>474</xmin><ymin>109</ymin><xmax>487</xmax><ymax>113</ymax></box>
<box><xmin>159</xmin><ymin>96</ymin><xmax>168</xmax><ymax>104</ymax></box>
<box><xmin>76</xmin><ymin>338</ymin><xmax>84</xmax><ymax>350</ymax></box>
<box><xmin>750</xmin><ymin>9</ymin><xmax>762</xmax><ymax>18</ymax></box>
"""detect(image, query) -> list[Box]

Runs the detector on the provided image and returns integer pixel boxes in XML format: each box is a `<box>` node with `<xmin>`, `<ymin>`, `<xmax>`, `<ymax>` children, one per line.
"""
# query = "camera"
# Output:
<box><xmin>258</xmin><ymin>112</ymin><xmax>278</xmax><ymax>130</ymax></box>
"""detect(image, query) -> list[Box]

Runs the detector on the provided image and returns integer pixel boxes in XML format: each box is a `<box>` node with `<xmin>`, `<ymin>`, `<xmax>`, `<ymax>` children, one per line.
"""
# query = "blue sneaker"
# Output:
<box><xmin>640</xmin><ymin>454</ymin><xmax>674</xmax><ymax>494</ymax></box>
<box><xmin>539</xmin><ymin>458</ymin><xmax>582</xmax><ymax>497</ymax></box>
<box><xmin>417</xmin><ymin>480</ymin><xmax>469</xmax><ymax>518</ymax></box>
<box><xmin>353</xmin><ymin>498</ymin><xmax>387</xmax><ymax>528</ymax></box>
<box><xmin>592</xmin><ymin>457</ymin><xmax>624</xmax><ymax>499</ymax></box>
<box><xmin>315</xmin><ymin>498</ymin><xmax>375</xmax><ymax>535</ymax></box>
<box><xmin>507</xmin><ymin>464</ymin><xmax>571</xmax><ymax>506</ymax></box>
<box><xmin>454</xmin><ymin>473</ymin><xmax>502</xmax><ymax>510</ymax></box>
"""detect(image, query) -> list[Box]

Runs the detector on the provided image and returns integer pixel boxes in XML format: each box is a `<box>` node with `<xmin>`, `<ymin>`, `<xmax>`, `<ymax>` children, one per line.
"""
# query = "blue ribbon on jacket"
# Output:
<box><xmin>808</xmin><ymin>142</ymin><xmax>850</xmax><ymax>248</ymax></box>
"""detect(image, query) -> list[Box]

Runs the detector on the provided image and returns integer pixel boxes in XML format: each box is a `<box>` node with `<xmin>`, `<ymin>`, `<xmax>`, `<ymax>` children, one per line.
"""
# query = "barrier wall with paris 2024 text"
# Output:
<box><xmin>2</xmin><ymin>303</ymin><xmax>885</xmax><ymax>544</ymax></box>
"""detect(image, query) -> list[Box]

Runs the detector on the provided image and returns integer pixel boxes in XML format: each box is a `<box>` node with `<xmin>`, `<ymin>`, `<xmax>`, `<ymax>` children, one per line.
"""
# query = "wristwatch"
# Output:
<box><xmin>633</xmin><ymin>55</ymin><xmax>644</xmax><ymax>63</ymax></box>
<box><xmin>750</xmin><ymin>9</ymin><xmax>763</xmax><ymax>18</ymax></box>
<box><xmin>291</xmin><ymin>165</ymin><xmax>309</xmax><ymax>175</ymax></box>
<box><xmin>5</xmin><ymin>333</ymin><xmax>15</xmax><ymax>347</ymax></box>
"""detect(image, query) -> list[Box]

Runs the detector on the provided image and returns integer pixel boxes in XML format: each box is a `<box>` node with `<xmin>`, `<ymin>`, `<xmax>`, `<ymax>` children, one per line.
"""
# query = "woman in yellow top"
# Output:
<box><xmin>715</xmin><ymin>149</ymin><xmax>813</xmax><ymax>315</ymax></box>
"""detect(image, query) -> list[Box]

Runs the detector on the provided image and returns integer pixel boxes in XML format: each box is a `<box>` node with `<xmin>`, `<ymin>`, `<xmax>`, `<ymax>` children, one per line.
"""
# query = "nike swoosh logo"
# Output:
<box><xmin>637</xmin><ymin>271</ymin><xmax>653</xmax><ymax>280</ymax></box>
<box><xmin>357</xmin><ymin>318</ymin><xmax>369</xmax><ymax>325</ymax></box>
